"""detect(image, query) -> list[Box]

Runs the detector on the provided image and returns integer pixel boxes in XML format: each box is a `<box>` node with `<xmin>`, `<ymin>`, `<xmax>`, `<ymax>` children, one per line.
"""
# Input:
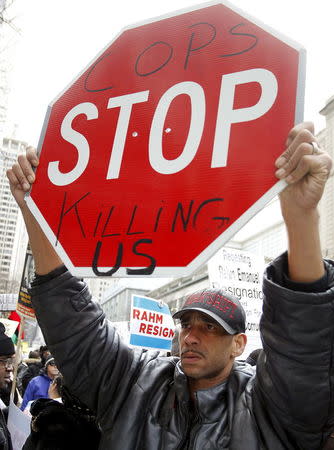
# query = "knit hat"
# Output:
<box><xmin>0</xmin><ymin>323</ymin><xmax>15</xmax><ymax>355</ymax></box>
<box><xmin>45</xmin><ymin>356</ymin><xmax>56</xmax><ymax>368</ymax></box>
<box><xmin>173</xmin><ymin>288</ymin><xmax>246</xmax><ymax>335</ymax></box>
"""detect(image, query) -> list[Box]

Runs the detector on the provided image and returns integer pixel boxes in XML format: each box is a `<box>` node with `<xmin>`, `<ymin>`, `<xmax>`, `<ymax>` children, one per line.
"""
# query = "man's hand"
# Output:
<box><xmin>275</xmin><ymin>122</ymin><xmax>332</xmax><ymax>217</ymax></box>
<box><xmin>6</xmin><ymin>147</ymin><xmax>62</xmax><ymax>275</ymax></box>
<box><xmin>275</xmin><ymin>122</ymin><xmax>332</xmax><ymax>282</ymax></box>
<box><xmin>6</xmin><ymin>147</ymin><xmax>39</xmax><ymax>210</ymax></box>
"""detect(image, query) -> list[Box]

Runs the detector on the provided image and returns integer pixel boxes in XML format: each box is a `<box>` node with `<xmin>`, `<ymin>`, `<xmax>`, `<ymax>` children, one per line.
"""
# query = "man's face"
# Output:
<box><xmin>46</xmin><ymin>361</ymin><xmax>59</xmax><ymax>379</ymax></box>
<box><xmin>179</xmin><ymin>311</ymin><xmax>236</xmax><ymax>390</ymax></box>
<box><xmin>0</xmin><ymin>355</ymin><xmax>15</xmax><ymax>389</ymax></box>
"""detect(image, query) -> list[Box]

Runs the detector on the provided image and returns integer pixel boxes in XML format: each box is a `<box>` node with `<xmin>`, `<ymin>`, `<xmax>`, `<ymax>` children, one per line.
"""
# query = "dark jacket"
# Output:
<box><xmin>0</xmin><ymin>407</ymin><xmax>12</xmax><ymax>450</ymax></box>
<box><xmin>22</xmin><ymin>396</ymin><xmax>101</xmax><ymax>450</ymax></box>
<box><xmin>30</xmin><ymin>253</ymin><xmax>334</xmax><ymax>449</ymax></box>
<box><xmin>20</xmin><ymin>359</ymin><xmax>42</xmax><ymax>395</ymax></box>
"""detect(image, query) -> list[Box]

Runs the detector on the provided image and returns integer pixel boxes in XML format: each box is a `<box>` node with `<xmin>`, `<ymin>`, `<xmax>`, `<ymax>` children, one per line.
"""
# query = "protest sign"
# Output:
<box><xmin>26</xmin><ymin>1</ymin><xmax>305</xmax><ymax>278</ymax></box>
<box><xmin>130</xmin><ymin>295</ymin><xmax>175</xmax><ymax>351</ymax></box>
<box><xmin>208</xmin><ymin>247</ymin><xmax>265</xmax><ymax>356</ymax></box>
<box><xmin>0</xmin><ymin>318</ymin><xmax>19</xmax><ymax>338</ymax></box>
<box><xmin>7</xmin><ymin>400</ymin><xmax>31</xmax><ymax>450</ymax></box>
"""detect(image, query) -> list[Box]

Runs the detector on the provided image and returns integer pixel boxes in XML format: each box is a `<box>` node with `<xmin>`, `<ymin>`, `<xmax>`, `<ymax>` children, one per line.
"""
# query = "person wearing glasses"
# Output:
<box><xmin>20</xmin><ymin>356</ymin><xmax>59</xmax><ymax>412</ymax></box>
<box><xmin>0</xmin><ymin>323</ymin><xmax>14</xmax><ymax>450</ymax></box>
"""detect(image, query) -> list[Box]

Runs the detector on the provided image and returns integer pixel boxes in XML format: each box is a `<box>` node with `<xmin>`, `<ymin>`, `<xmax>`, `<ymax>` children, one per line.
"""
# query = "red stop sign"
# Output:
<box><xmin>26</xmin><ymin>2</ymin><xmax>305</xmax><ymax>277</ymax></box>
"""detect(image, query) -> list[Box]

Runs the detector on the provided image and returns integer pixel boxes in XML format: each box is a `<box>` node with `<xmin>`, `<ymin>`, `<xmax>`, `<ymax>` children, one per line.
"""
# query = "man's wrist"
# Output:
<box><xmin>281</xmin><ymin>206</ymin><xmax>320</xmax><ymax>228</ymax></box>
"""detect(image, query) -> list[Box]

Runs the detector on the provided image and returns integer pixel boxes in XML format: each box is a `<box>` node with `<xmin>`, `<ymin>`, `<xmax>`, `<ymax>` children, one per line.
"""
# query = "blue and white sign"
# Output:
<box><xmin>130</xmin><ymin>295</ymin><xmax>175</xmax><ymax>351</ymax></box>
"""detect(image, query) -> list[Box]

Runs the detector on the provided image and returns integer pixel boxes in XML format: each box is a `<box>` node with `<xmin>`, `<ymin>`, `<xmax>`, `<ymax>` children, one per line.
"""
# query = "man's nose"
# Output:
<box><xmin>183</xmin><ymin>327</ymin><xmax>201</xmax><ymax>345</ymax></box>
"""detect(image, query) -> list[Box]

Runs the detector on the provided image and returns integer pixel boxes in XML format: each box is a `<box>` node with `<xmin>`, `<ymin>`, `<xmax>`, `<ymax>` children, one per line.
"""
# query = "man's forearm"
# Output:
<box><xmin>283</xmin><ymin>206</ymin><xmax>324</xmax><ymax>283</ymax></box>
<box><xmin>21</xmin><ymin>203</ymin><xmax>63</xmax><ymax>275</ymax></box>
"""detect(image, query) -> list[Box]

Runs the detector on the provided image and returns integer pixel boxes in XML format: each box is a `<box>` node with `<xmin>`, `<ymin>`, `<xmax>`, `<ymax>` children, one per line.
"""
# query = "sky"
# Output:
<box><xmin>6</xmin><ymin>0</ymin><xmax>334</xmax><ymax>147</ymax></box>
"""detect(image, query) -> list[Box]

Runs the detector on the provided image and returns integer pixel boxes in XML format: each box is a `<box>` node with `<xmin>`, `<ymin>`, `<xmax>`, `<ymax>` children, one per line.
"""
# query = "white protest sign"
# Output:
<box><xmin>7</xmin><ymin>400</ymin><xmax>31</xmax><ymax>450</ymax></box>
<box><xmin>208</xmin><ymin>247</ymin><xmax>265</xmax><ymax>357</ymax></box>
<box><xmin>130</xmin><ymin>295</ymin><xmax>175</xmax><ymax>351</ymax></box>
<box><xmin>0</xmin><ymin>319</ymin><xmax>19</xmax><ymax>338</ymax></box>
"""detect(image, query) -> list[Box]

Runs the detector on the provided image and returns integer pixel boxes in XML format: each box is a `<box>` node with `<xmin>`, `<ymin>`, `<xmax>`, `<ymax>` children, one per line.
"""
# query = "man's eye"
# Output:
<box><xmin>206</xmin><ymin>323</ymin><xmax>216</xmax><ymax>331</ymax></box>
<box><xmin>180</xmin><ymin>322</ymin><xmax>190</xmax><ymax>329</ymax></box>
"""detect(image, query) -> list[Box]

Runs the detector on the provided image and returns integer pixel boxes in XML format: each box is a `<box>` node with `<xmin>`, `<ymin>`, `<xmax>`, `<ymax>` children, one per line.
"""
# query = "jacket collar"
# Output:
<box><xmin>174</xmin><ymin>361</ymin><xmax>227</xmax><ymax>421</ymax></box>
<box><xmin>174</xmin><ymin>360</ymin><xmax>254</xmax><ymax>422</ymax></box>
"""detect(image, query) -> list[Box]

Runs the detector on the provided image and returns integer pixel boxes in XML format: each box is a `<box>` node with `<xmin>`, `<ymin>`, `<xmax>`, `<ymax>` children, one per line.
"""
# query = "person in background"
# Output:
<box><xmin>48</xmin><ymin>374</ymin><xmax>63</xmax><ymax>403</ymax></box>
<box><xmin>22</xmin><ymin>380</ymin><xmax>101</xmax><ymax>450</ymax></box>
<box><xmin>21</xmin><ymin>356</ymin><xmax>59</xmax><ymax>412</ymax></box>
<box><xmin>16</xmin><ymin>350</ymin><xmax>41</xmax><ymax>396</ymax></box>
<box><xmin>21</xmin><ymin>346</ymin><xmax>50</xmax><ymax>395</ymax></box>
<box><xmin>0</xmin><ymin>323</ymin><xmax>14</xmax><ymax>449</ymax></box>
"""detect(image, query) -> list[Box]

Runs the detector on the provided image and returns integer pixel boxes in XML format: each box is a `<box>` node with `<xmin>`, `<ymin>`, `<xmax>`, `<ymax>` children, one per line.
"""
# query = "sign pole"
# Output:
<box><xmin>11</xmin><ymin>315</ymin><xmax>25</xmax><ymax>403</ymax></box>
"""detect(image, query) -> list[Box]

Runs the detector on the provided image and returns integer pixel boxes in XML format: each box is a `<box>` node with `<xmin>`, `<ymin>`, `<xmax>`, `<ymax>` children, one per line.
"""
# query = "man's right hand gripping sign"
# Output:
<box><xmin>6</xmin><ymin>123</ymin><xmax>334</xmax><ymax>450</ymax></box>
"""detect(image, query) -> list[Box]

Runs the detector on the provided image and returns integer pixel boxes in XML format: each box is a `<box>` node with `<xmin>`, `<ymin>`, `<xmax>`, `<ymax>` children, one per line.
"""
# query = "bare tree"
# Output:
<box><xmin>0</xmin><ymin>0</ymin><xmax>20</xmax><ymax>34</ymax></box>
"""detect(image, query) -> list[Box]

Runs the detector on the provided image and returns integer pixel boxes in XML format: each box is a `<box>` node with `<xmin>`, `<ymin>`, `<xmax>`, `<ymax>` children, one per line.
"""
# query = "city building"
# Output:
<box><xmin>0</xmin><ymin>2</ymin><xmax>29</xmax><ymax>302</ymax></box>
<box><xmin>319</xmin><ymin>96</ymin><xmax>334</xmax><ymax>258</ymax></box>
<box><xmin>0</xmin><ymin>137</ymin><xmax>28</xmax><ymax>296</ymax></box>
<box><xmin>148</xmin><ymin>265</ymin><xmax>208</xmax><ymax>315</ymax></box>
<box><xmin>85</xmin><ymin>277</ymin><xmax>118</xmax><ymax>305</ymax></box>
<box><xmin>236</xmin><ymin>97</ymin><xmax>334</xmax><ymax>260</ymax></box>
<box><xmin>101</xmin><ymin>283</ymin><xmax>149</xmax><ymax>322</ymax></box>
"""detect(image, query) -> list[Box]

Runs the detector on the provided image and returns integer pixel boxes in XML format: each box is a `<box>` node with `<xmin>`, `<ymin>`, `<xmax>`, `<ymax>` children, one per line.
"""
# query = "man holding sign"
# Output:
<box><xmin>7</xmin><ymin>122</ymin><xmax>334</xmax><ymax>449</ymax></box>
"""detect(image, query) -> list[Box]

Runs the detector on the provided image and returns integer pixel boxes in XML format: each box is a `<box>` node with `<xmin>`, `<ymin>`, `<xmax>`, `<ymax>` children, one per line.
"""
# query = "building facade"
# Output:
<box><xmin>237</xmin><ymin>98</ymin><xmax>334</xmax><ymax>260</ymax></box>
<box><xmin>101</xmin><ymin>284</ymin><xmax>149</xmax><ymax>322</ymax></box>
<box><xmin>0</xmin><ymin>137</ymin><xmax>28</xmax><ymax>295</ymax></box>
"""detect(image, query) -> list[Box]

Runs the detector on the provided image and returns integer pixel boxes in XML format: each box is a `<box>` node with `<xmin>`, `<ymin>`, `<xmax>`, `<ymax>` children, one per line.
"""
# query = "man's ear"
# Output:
<box><xmin>231</xmin><ymin>333</ymin><xmax>247</xmax><ymax>358</ymax></box>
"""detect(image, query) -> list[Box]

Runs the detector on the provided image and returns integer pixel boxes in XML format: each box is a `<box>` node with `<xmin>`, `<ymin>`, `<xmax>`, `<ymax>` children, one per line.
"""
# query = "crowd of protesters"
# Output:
<box><xmin>0</xmin><ymin>331</ymin><xmax>101</xmax><ymax>449</ymax></box>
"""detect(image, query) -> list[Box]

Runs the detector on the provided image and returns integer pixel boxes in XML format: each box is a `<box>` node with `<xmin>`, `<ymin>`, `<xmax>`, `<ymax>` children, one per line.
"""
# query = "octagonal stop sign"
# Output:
<box><xmin>26</xmin><ymin>1</ymin><xmax>305</xmax><ymax>277</ymax></box>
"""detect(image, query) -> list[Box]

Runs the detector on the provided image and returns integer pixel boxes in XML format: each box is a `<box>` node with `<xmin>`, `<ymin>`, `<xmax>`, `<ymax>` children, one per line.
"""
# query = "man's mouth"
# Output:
<box><xmin>181</xmin><ymin>351</ymin><xmax>204</xmax><ymax>363</ymax></box>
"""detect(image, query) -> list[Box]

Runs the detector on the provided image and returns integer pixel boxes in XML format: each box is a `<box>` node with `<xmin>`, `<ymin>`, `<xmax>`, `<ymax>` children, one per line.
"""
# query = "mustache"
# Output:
<box><xmin>181</xmin><ymin>349</ymin><xmax>205</xmax><ymax>358</ymax></box>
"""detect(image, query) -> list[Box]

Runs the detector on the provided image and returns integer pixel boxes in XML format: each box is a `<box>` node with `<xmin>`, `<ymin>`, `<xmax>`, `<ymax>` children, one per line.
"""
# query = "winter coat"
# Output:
<box><xmin>22</xmin><ymin>396</ymin><xmax>101</xmax><ymax>450</ymax></box>
<box><xmin>19</xmin><ymin>359</ymin><xmax>42</xmax><ymax>395</ymax></box>
<box><xmin>0</xmin><ymin>407</ymin><xmax>12</xmax><ymax>450</ymax></box>
<box><xmin>20</xmin><ymin>373</ymin><xmax>52</xmax><ymax>411</ymax></box>
<box><xmin>30</xmin><ymin>253</ymin><xmax>334</xmax><ymax>449</ymax></box>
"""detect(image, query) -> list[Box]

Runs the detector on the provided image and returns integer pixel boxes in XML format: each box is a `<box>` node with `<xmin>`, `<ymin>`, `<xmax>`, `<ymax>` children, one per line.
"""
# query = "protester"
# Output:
<box><xmin>21</xmin><ymin>346</ymin><xmax>50</xmax><ymax>395</ymax></box>
<box><xmin>0</xmin><ymin>348</ymin><xmax>23</xmax><ymax>408</ymax></box>
<box><xmin>7</xmin><ymin>122</ymin><xmax>334</xmax><ymax>449</ymax></box>
<box><xmin>0</xmin><ymin>323</ymin><xmax>14</xmax><ymax>449</ymax></box>
<box><xmin>16</xmin><ymin>350</ymin><xmax>41</xmax><ymax>396</ymax></box>
<box><xmin>0</xmin><ymin>380</ymin><xmax>22</xmax><ymax>410</ymax></box>
<box><xmin>22</xmin><ymin>383</ymin><xmax>101</xmax><ymax>450</ymax></box>
<box><xmin>48</xmin><ymin>374</ymin><xmax>63</xmax><ymax>402</ymax></box>
<box><xmin>20</xmin><ymin>356</ymin><xmax>59</xmax><ymax>411</ymax></box>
